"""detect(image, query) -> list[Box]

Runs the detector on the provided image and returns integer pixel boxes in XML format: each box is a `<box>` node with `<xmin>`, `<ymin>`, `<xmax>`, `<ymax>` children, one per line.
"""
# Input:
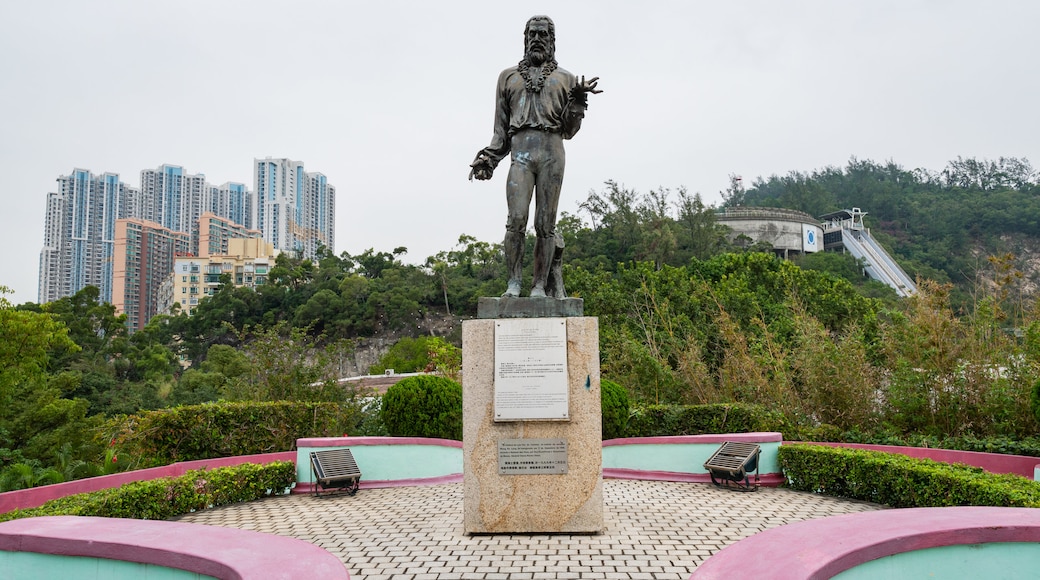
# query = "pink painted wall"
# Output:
<box><xmin>298</xmin><ymin>436</ymin><xmax>463</xmax><ymax>448</ymax></box>
<box><xmin>691</xmin><ymin>506</ymin><xmax>1040</xmax><ymax>579</ymax></box>
<box><xmin>4</xmin><ymin>437</ymin><xmax>1036</xmax><ymax>517</ymax></box>
<box><xmin>0</xmin><ymin>452</ymin><xmax>294</xmax><ymax>513</ymax></box>
<box><xmin>0</xmin><ymin>515</ymin><xmax>349</xmax><ymax>579</ymax></box>
<box><xmin>603</xmin><ymin>432</ymin><xmax>783</xmax><ymax>446</ymax></box>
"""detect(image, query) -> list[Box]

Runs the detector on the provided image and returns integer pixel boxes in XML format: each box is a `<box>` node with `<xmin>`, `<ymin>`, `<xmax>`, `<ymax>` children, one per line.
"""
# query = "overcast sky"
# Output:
<box><xmin>3</xmin><ymin>1</ymin><xmax>1039</xmax><ymax>304</ymax></box>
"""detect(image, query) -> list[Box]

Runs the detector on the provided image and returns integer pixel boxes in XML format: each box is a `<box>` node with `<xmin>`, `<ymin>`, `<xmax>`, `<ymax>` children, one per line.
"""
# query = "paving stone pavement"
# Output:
<box><xmin>173</xmin><ymin>480</ymin><xmax>882</xmax><ymax>579</ymax></box>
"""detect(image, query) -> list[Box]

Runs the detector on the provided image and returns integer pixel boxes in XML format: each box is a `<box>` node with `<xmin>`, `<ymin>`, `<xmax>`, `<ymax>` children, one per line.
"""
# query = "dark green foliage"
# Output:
<box><xmin>369</xmin><ymin>336</ymin><xmax>437</xmax><ymax>374</ymax></box>
<box><xmin>108</xmin><ymin>402</ymin><xmax>364</xmax><ymax>467</ymax></box>
<box><xmin>380</xmin><ymin>376</ymin><xmax>462</xmax><ymax>440</ymax></box>
<box><xmin>0</xmin><ymin>461</ymin><xmax>296</xmax><ymax>522</ymax></box>
<box><xmin>1032</xmin><ymin>377</ymin><xmax>1040</xmax><ymax>428</ymax></box>
<box><xmin>568</xmin><ymin>255</ymin><xmax>881</xmax><ymax>407</ymax></box>
<box><xmin>6</xmin><ymin>156</ymin><xmax>1040</xmax><ymax>493</ymax></box>
<box><xmin>600</xmin><ymin>380</ymin><xmax>630</xmax><ymax>440</ymax></box>
<box><xmin>212</xmin><ymin>323</ymin><xmax>361</xmax><ymax>404</ymax></box>
<box><xmin>625</xmin><ymin>403</ymin><xmax>787</xmax><ymax>437</ymax></box>
<box><xmin>779</xmin><ymin>444</ymin><xmax>1040</xmax><ymax>508</ymax></box>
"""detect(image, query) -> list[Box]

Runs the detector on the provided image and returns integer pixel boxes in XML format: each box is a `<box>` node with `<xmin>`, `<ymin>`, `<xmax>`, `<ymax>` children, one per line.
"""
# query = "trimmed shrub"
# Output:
<box><xmin>779</xmin><ymin>444</ymin><xmax>1040</xmax><ymax>508</ymax></box>
<box><xmin>381</xmin><ymin>375</ymin><xmax>462</xmax><ymax>440</ymax></box>
<box><xmin>625</xmin><ymin>403</ymin><xmax>787</xmax><ymax>438</ymax></box>
<box><xmin>0</xmin><ymin>461</ymin><xmax>296</xmax><ymax>523</ymax></box>
<box><xmin>106</xmin><ymin>401</ymin><xmax>363</xmax><ymax>467</ymax></box>
<box><xmin>601</xmin><ymin>380</ymin><xmax>630</xmax><ymax>440</ymax></box>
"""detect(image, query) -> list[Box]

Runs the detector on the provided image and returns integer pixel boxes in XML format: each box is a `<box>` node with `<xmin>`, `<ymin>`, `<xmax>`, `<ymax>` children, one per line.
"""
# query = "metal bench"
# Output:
<box><xmin>309</xmin><ymin>448</ymin><xmax>362</xmax><ymax>497</ymax></box>
<box><xmin>703</xmin><ymin>441</ymin><xmax>761</xmax><ymax>492</ymax></box>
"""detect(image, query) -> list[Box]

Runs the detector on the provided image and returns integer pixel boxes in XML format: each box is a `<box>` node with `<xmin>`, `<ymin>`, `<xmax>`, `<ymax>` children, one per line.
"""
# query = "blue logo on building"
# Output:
<box><xmin>807</xmin><ymin>230</ymin><xmax>815</xmax><ymax>245</ymax></box>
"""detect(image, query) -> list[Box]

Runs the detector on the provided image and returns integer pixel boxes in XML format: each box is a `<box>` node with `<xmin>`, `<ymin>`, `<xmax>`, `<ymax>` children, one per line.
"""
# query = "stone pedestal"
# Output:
<box><xmin>462</xmin><ymin>316</ymin><xmax>603</xmax><ymax>534</ymax></box>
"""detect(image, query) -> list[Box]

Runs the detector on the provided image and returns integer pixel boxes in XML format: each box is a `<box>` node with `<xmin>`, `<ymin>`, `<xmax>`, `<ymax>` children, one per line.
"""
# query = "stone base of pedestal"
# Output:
<box><xmin>476</xmin><ymin>296</ymin><xmax>584</xmax><ymax>319</ymax></box>
<box><xmin>462</xmin><ymin>317</ymin><xmax>603</xmax><ymax>534</ymax></box>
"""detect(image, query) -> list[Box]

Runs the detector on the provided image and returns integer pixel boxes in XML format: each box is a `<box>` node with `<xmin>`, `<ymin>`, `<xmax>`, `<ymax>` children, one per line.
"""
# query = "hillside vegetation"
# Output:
<box><xmin>3</xmin><ymin>156</ymin><xmax>1040</xmax><ymax>491</ymax></box>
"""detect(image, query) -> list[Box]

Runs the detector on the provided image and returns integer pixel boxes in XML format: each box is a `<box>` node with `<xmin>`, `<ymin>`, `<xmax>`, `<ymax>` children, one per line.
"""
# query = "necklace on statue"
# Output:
<box><xmin>518</xmin><ymin>59</ymin><xmax>557</xmax><ymax>92</ymax></box>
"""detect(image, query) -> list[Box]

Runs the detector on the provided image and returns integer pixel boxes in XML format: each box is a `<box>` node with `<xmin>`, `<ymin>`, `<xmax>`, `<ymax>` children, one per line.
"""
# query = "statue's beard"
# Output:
<box><xmin>525</xmin><ymin>45</ymin><xmax>554</xmax><ymax>66</ymax></box>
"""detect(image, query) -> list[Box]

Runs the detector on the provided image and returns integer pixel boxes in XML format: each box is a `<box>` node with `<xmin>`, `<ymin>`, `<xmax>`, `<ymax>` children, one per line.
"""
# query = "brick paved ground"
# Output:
<box><xmin>174</xmin><ymin>480</ymin><xmax>882</xmax><ymax>579</ymax></box>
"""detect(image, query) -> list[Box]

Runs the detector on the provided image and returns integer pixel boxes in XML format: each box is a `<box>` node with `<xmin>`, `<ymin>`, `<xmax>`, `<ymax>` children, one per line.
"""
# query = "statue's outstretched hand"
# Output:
<box><xmin>469</xmin><ymin>153</ymin><xmax>494</xmax><ymax>181</ymax></box>
<box><xmin>575</xmin><ymin>75</ymin><xmax>602</xmax><ymax>95</ymax></box>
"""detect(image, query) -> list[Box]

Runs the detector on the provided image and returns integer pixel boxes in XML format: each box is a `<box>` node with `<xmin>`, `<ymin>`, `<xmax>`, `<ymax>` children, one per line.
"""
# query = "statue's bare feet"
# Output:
<box><xmin>529</xmin><ymin>285</ymin><xmax>546</xmax><ymax>298</ymax></box>
<box><xmin>502</xmin><ymin>280</ymin><xmax>521</xmax><ymax>297</ymax></box>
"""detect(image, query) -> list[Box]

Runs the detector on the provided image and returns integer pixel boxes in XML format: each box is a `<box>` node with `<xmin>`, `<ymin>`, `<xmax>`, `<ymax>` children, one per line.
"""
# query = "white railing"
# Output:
<box><xmin>842</xmin><ymin>228</ymin><xmax>917</xmax><ymax>297</ymax></box>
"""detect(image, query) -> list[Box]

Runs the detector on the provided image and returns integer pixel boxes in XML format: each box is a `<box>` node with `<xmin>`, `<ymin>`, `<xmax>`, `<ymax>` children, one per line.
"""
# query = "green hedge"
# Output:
<box><xmin>626</xmin><ymin>403</ymin><xmax>787</xmax><ymax>437</ymax></box>
<box><xmin>381</xmin><ymin>376</ymin><xmax>463</xmax><ymax>440</ymax></box>
<box><xmin>779</xmin><ymin>444</ymin><xmax>1040</xmax><ymax>508</ymax></box>
<box><xmin>601</xmin><ymin>380</ymin><xmax>630</xmax><ymax>440</ymax></box>
<box><xmin>0</xmin><ymin>461</ymin><xmax>296</xmax><ymax>523</ymax></box>
<box><xmin>108</xmin><ymin>401</ymin><xmax>363</xmax><ymax>467</ymax></box>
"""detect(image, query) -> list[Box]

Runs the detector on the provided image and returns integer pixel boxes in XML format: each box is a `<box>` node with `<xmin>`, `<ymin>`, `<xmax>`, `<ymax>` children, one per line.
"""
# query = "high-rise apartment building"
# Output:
<box><xmin>115</xmin><ymin>212</ymin><xmax>259</xmax><ymax>330</ymax></box>
<box><xmin>37</xmin><ymin>169</ymin><xmax>139</xmax><ymax>304</ymax></box>
<box><xmin>160</xmin><ymin>238</ymin><xmax>277</xmax><ymax>317</ymax></box>
<box><xmin>254</xmin><ymin>157</ymin><xmax>335</xmax><ymax>260</ymax></box>
<box><xmin>194</xmin><ymin>212</ymin><xmax>263</xmax><ymax>258</ymax></box>
<box><xmin>38</xmin><ymin>160</ymin><xmax>330</xmax><ymax>331</ymax></box>
<box><xmin>111</xmin><ymin>218</ymin><xmax>191</xmax><ymax>333</ymax></box>
<box><xmin>208</xmin><ymin>182</ymin><xmax>253</xmax><ymax>231</ymax></box>
<box><xmin>38</xmin><ymin>166</ymin><xmax>260</xmax><ymax>310</ymax></box>
<box><xmin>139</xmin><ymin>164</ymin><xmax>211</xmax><ymax>234</ymax></box>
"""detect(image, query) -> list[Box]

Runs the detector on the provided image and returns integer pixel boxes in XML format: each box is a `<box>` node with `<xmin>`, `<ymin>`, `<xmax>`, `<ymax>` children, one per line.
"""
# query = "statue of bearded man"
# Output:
<box><xmin>470</xmin><ymin>15</ymin><xmax>601</xmax><ymax>298</ymax></box>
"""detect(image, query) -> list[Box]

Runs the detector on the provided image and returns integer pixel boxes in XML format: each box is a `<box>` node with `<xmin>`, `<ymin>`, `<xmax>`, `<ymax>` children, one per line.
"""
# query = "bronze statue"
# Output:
<box><xmin>470</xmin><ymin>15</ymin><xmax>601</xmax><ymax>298</ymax></box>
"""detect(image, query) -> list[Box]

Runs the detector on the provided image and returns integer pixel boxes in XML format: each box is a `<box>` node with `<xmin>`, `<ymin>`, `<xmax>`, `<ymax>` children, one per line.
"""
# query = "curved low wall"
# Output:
<box><xmin>805</xmin><ymin>441</ymin><xmax>1040</xmax><ymax>480</ymax></box>
<box><xmin>295</xmin><ymin>436</ymin><xmax>464</xmax><ymax>492</ymax></box>
<box><xmin>5</xmin><ymin>437</ymin><xmax>1035</xmax><ymax>511</ymax></box>
<box><xmin>0</xmin><ymin>516</ymin><xmax>349</xmax><ymax>579</ymax></box>
<box><xmin>0</xmin><ymin>452</ymin><xmax>295</xmax><ymax>514</ymax></box>
<box><xmin>690</xmin><ymin>507</ymin><xmax>1040</xmax><ymax>580</ymax></box>
<box><xmin>603</xmin><ymin>432</ymin><xmax>785</xmax><ymax>486</ymax></box>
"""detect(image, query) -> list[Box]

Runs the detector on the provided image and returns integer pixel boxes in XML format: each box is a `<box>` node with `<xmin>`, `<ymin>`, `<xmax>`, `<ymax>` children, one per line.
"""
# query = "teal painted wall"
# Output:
<box><xmin>296</xmin><ymin>441</ymin><xmax>781</xmax><ymax>484</ymax></box>
<box><xmin>832</xmin><ymin>542</ymin><xmax>1040</xmax><ymax>579</ymax></box>
<box><xmin>0</xmin><ymin>550</ymin><xmax>212</xmax><ymax>579</ymax></box>
<box><xmin>296</xmin><ymin>444</ymin><xmax>463</xmax><ymax>484</ymax></box>
<box><xmin>602</xmin><ymin>442</ymin><xmax>781</xmax><ymax>475</ymax></box>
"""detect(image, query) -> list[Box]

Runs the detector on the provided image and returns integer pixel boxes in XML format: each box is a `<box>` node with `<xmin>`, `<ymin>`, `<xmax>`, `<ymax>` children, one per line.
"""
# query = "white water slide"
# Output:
<box><xmin>840</xmin><ymin>227</ymin><xmax>917</xmax><ymax>297</ymax></box>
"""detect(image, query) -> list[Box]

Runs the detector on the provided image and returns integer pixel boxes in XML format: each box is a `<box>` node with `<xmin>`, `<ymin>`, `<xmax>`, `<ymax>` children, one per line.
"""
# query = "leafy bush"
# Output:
<box><xmin>1032</xmin><ymin>376</ymin><xmax>1040</xmax><ymax>428</ymax></box>
<box><xmin>625</xmin><ymin>403</ymin><xmax>787</xmax><ymax>437</ymax></box>
<box><xmin>105</xmin><ymin>401</ymin><xmax>365</xmax><ymax>467</ymax></box>
<box><xmin>0</xmin><ymin>461</ymin><xmax>296</xmax><ymax>522</ymax></box>
<box><xmin>381</xmin><ymin>375</ymin><xmax>462</xmax><ymax>440</ymax></box>
<box><xmin>779</xmin><ymin>444</ymin><xmax>1040</xmax><ymax>508</ymax></box>
<box><xmin>601</xmin><ymin>380</ymin><xmax>630</xmax><ymax>440</ymax></box>
<box><xmin>369</xmin><ymin>336</ymin><xmax>432</xmax><ymax>374</ymax></box>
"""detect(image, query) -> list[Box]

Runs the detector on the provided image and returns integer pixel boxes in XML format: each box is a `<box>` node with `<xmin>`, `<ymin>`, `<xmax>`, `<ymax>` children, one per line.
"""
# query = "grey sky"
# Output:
<box><xmin>2</xmin><ymin>1</ymin><xmax>1039</xmax><ymax>304</ymax></box>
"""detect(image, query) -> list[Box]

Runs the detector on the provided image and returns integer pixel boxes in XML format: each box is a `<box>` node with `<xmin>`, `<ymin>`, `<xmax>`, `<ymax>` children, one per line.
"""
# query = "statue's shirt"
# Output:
<box><xmin>479</xmin><ymin>64</ymin><xmax>587</xmax><ymax>168</ymax></box>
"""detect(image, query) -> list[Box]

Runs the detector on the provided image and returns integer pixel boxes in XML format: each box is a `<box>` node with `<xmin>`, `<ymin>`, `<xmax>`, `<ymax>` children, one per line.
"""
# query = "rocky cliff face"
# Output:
<box><xmin>337</xmin><ymin>311</ymin><xmax>461</xmax><ymax>378</ymax></box>
<box><xmin>970</xmin><ymin>234</ymin><xmax>1040</xmax><ymax>298</ymax></box>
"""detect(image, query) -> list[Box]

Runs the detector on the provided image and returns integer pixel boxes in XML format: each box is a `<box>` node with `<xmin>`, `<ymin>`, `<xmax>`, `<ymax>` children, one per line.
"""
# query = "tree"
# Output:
<box><xmin>0</xmin><ymin>286</ymin><xmax>77</xmax><ymax>417</ymax></box>
<box><xmin>0</xmin><ymin>286</ymin><xmax>102</xmax><ymax>470</ymax></box>
<box><xmin>223</xmin><ymin>322</ymin><xmax>359</xmax><ymax>403</ymax></box>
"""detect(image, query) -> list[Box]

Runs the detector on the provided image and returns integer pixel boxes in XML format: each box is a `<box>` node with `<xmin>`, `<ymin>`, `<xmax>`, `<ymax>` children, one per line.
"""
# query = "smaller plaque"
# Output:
<box><xmin>497</xmin><ymin>438</ymin><xmax>568</xmax><ymax>475</ymax></box>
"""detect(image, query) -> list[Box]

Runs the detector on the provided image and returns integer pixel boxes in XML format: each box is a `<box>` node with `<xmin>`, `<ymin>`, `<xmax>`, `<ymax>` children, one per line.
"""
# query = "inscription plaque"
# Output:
<box><xmin>498</xmin><ymin>438</ymin><xmax>568</xmax><ymax>475</ymax></box>
<box><xmin>494</xmin><ymin>318</ymin><xmax>569</xmax><ymax>421</ymax></box>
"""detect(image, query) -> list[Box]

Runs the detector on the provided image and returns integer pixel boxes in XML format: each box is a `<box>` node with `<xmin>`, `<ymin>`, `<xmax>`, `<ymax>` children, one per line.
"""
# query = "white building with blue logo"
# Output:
<box><xmin>715</xmin><ymin>207</ymin><xmax>824</xmax><ymax>259</ymax></box>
